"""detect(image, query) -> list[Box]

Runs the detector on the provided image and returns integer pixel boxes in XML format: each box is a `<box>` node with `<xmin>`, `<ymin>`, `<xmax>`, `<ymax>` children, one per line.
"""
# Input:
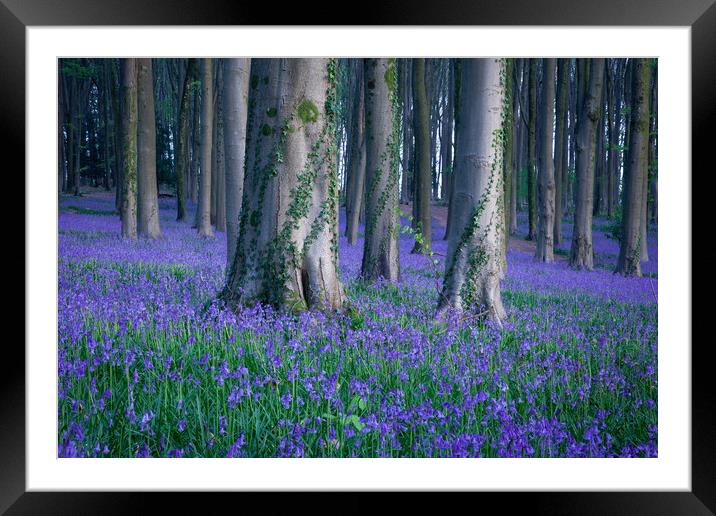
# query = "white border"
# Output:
<box><xmin>27</xmin><ymin>27</ymin><xmax>690</xmax><ymax>491</ymax></box>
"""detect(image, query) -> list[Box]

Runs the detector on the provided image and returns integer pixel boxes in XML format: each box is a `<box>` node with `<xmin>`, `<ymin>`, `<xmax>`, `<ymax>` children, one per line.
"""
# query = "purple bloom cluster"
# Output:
<box><xmin>57</xmin><ymin>193</ymin><xmax>657</xmax><ymax>458</ymax></box>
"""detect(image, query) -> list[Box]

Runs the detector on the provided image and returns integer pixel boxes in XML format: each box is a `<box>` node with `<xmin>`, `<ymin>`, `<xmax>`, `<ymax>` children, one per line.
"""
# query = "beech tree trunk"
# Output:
<box><xmin>345</xmin><ymin>60</ymin><xmax>366</xmax><ymax>245</ymax></box>
<box><xmin>197</xmin><ymin>58</ymin><xmax>214</xmax><ymax>237</ymax></box>
<box><xmin>526</xmin><ymin>59</ymin><xmax>537</xmax><ymax>240</ymax></box>
<box><xmin>554</xmin><ymin>59</ymin><xmax>568</xmax><ymax>245</ymax></box>
<box><xmin>501</xmin><ymin>58</ymin><xmax>514</xmax><ymax>268</ymax></box>
<box><xmin>440</xmin><ymin>62</ymin><xmax>454</xmax><ymax>202</ymax></box>
<box><xmin>444</xmin><ymin>59</ymin><xmax>461</xmax><ymax>240</ymax></box>
<box><xmin>136</xmin><ymin>59</ymin><xmax>162</xmax><ymax>239</ymax></box>
<box><xmin>215</xmin><ymin>68</ymin><xmax>227</xmax><ymax>233</ymax></box>
<box><xmin>648</xmin><ymin>72</ymin><xmax>658</xmax><ymax>224</ymax></box>
<box><xmin>437</xmin><ymin>58</ymin><xmax>507</xmax><ymax>327</ymax></box>
<box><xmin>536</xmin><ymin>58</ymin><xmax>556</xmax><ymax>263</ymax></box>
<box><xmin>569</xmin><ymin>58</ymin><xmax>605</xmax><ymax>270</ymax></box>
<box><xmin>361</xmin><ymin>58</ymin><xmax>401</xmax><ymax>282</ymax></box>
<box><xmin>223</xmin><ymin>58</ymin><xmax>250</xmax><ymax>269</ymax></box>
<box><xmin>175</xmin><ymin>59</ymin><xmax>196</xmax><ymax>222</ymax></box>
<box><xmin>616</xmin><ymin>58</ymin><xmax>651</xmax><ymax>277</ymax></box>
<box><xmin>190</xmin><ymin>78</ymin><xmax>201</xmax><ymax>204</ymax></box>
<box><xmin>400</xmin><ymin>59</ymin><xmax>413</xmax><ymax>205</ymax></box>
<box><xmin>120</xmin><ymin>59</ymin><xmax>138</xmax><ymax>239</ymax></box>
<box><xmin>411</xmin><ymin>58</ymin><xmax>432</xmax><ymax>255</ymax></box>
<box><xmin>222</xmin><ymin>58</ymin><xmax>344</xmax><ymax>311</ymax></box>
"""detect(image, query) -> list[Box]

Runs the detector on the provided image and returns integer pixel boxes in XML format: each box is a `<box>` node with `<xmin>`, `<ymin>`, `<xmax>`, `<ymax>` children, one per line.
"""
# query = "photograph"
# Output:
<box><xmin>56</xmin><ymin>56</ymin><xmax>659</xmax><ymax>459</ymax></box>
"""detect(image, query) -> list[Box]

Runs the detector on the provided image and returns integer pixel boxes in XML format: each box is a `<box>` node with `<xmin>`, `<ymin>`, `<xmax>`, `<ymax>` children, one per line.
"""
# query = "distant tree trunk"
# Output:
<box><xmin>215</xmin><ymin>65</ymin><xmax>227</xmax><ymax>233</ymax></box>
<box><xmin>570</xmin><ymin>59</ymin><xmax>605</xmax><ymax>270</ymax></box>
<box><xmin>345</xmin><ymin>61</ymin><xmax>366</xmax><ymax>245</ymax></box>
<box><xmin>606</xmin><ymin>60</ymin><xmax>617</xmax><ymax>218</ymax></box>
<box><xmin>566</xmin><ymin>59</ymin><xmax>577</xmax><ymax>214</ymax></box>
<box><xmin>190</xmin><ymin>76</ymin><xmax>201</xmax><ymax>205</ymax></box>
<box><xmin>411</xmin><ymin>58</ymin><xmax>432</xmax><ymax>255</ymax></box>
<box><xmin>222</xmin><ymin>58</ymin><xmax>344</xmax><ymax>311</ymax></box>
<box><xmin>440</xmin><ymin>61</ymin><xmax>454</xmax><ymax>202</ymax></box>
<box><xmin>444</xmin><ymin>59</ymin><xmax>461</xmax><ymax>240</ymax></box>
<box><xmin>102</xmin><ymin>62</ymin><xmax>112</xmax><ymax>191</ymax></box>
<box><xmin>361</xmin><ymin>58</ymin><xmax>401</xmax><ymax>282</ymax></box>
<box><xmin>210</xmin><ymin>79</ymin><xmax>219</xmax><ymax>227</ymax></box>
<box><xmin>120</xmin><ymin>59</ymin><xmax>138</xmax><ymax>239</ymax></box>
<box><xmin>175</xmin><ymin>59</ymin><xmax>195</xmax><ymax>222</ymax></box>
<box><xmin>110</xmin><ymin>60</ymin><xmax>123</xmax><ymax>215</ymax></box>
<box><xmin>136</xmin><ymin>59</ymin><xmax>162</xmax><ymax>239</ymax></box>
<box><xmin>554</xmin><ymin>59</ymin><xmax>568</xmax><ymax>244</ymax></box>
<box><xmin>526</xmin><ymin>59</ymin><xmax>537</xmax><ymax>240</ymax></box>
<box><xmin>400</xmin><ymin>58</ymin><xmax>412</xmax><ymax>204</ymax></box>
<box><xmin>437</xmin><ymin>58</ymin><xmax>506</xmax><ymax>327</ymax></box>
<box><xmin>197</xmin><ymin>58</ymin><xmax>214</xmax><ymax>237</ymax></box>
<box><xmin>616</xmin><ymin>58</ymin><xmax>651</xmax><ymax>277</ymax></box>
<box><xmin>536</xmin><ymin>58</ymin><xmax>556</xmax><ymax>263</ymax></box>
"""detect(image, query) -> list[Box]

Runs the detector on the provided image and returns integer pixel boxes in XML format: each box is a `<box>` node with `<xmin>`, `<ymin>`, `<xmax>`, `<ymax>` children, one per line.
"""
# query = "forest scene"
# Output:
<box><xmin>58</xmin><ymin>57</ymin><xmax>658</xmax><ymax>458</ymax></box>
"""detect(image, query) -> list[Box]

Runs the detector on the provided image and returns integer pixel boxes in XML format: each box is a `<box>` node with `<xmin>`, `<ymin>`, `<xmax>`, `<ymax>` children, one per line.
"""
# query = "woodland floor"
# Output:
<box><xmin>57</xmin><ymin>188</ymin><xmax>658</xmax><ymax>458</ymax></box>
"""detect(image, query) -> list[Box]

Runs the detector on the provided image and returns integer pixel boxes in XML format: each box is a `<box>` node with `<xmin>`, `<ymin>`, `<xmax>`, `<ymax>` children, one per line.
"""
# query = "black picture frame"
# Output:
<box><xmin>4</xmin><ymin>1</ymin><xmax>713</xmax><ymax>513</ymax></box>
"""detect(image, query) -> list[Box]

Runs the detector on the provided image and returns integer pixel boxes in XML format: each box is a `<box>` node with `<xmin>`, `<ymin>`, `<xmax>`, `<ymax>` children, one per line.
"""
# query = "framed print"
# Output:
<box><xmin>5</xmin><ymin>0</ymin><xmax>714</xmax><ymax>513</ymax></box>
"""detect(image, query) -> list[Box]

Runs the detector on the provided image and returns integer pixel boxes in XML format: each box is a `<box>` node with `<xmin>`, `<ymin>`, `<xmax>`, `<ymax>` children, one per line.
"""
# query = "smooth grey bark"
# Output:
<box><xmin>136</xmin><ymin>59</ymin><xmax>162</xmax><ymax>239</ymax></box>
<box><xmin>526</xmin><ymin>59</ymin><xmax>537</xmax><ymax>240</ymax></box>
<box><xmin>345</xmin><ymin>60</ymin><xmax>366</xmax><ymax>245</ymax></box>
<box><xmin>176</xmin><ymin>59</ymin><xmax>196</xmax><ymax>222</ymax></box>
<box><xmin>197</xmin><ymin>58</ymin><xmax>214</xmax><ymax>237</ymax></box>
<box><xmin>536</xmin><ymin>58</ymin><xmax>556</xmax><ymax>263</ymax></box>
<box><xmin>190</xmin><ymin>75</ymin><xmax>201</xmax><ymax>204</ymax></box>
<box><xmin>222</xmin><ymin>58</ymin><xmax>250</xmax><ymax>269</ymax></box>
<box><xmin>440</xmin><ymin>61</ymin><xmax>454</xmax><ymax>202</ymax></box>
<box><xmin>361</xmin><ymin>58</ymin><xmax>401</xmax><ymax>282</ymax></box>
<box><xmin>214</xmin><ymin>66</ymin><xmax>226</xmax><ymax>233</ymax></box>
<box><xmin>437</xmin><ymin>58</ymin><xmax>507</xmax><ymax>327</ymax></box>
<box><xmin>501</xmin><ymin>58</ymin><xmax>514</xmax><ymax>268</ymax></box>
<box><xmin>120</xmin><ymin>59</ymin><xmax>138</xmax><ymax>240</ymax></box>
<box><xmin>411</xmin><ymin>58</ymin><xmax>432</xmax><ymax>255</ymax></box>
<box><xmin>616</xmin><ymin>58</ymin><xmax>651</xmax><ymax>277</ymax></box>
<box><xmin>569</xmin><ymin>58</ymin><xmax>605</xmax><ymax>270</ymax></box>
<box><xmin>400</xmin><ymin>58</ymin><xmax>413</xmax><ymax>205</ymax></box>
<box><xmin>554</xmin><ymin>59</ymin><xmax>568</xmax><ymax>245</ymax></box>
<box><xmin>648</xmin><ymin>72</ymin><xmax>658</xmax><ymax>224</ymax></box>
<box><xmin>444</xmin><ymin>59</ymin><xmax>461</xmax><ymax>241</ymax></box>
<box><xmin>222</xmin><ymin>58</ymin><xmax>345</xmax><ymax>311</ymax></box>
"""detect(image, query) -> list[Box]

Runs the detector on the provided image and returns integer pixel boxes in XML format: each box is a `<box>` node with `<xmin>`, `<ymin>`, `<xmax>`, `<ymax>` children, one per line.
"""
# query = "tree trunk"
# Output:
<box><xmin>569</xmin><ymin>59</ymin><xmax>605</xmax><ymax>270</ymax></box>
<box><xmin>110</xmin><ymin>60</ymin><xmax>123</xmax><ymax>216</ymax></box>
<box><xmin>440</xmin><ymin>61</ymin><xmax>454</xmax><ymax>202</ymax></box>
<box><xmin>120</xmin><ymin>59</ymin><xmax>138</xmax><ymax>239</ymax></box>
<box><xmin>616</xmin><ymin>58</ymin><xmax>651</xmax><ymax>277</ymax></box>
<box><xmin>361</xmin><ymin>58</ymin><xmax>401</xmax><ymax>282</ymax></box>
<box><xmin>526</xmin><ymin>59</ymin><xmax>537</xmax><ymax>240</ymax></box>
<box><xmin>444</xmin><ymin>59</ymin><xmax>461</xmax><ymax>240</ymax></box>
<box><xmin>222</xmin><ymin>58</ymin><xmax>344</xmax><ymax>311</ymax></box>
<box><xmin>501</xmin><ymin>58</ymin><xmax>514</xmax><ymax>267</ymax></box>
<box><xmin>400</xmin><ymin>59</ymin><xmax>413</xmax><ymax>205</ymax></box>
<box><xmin>536</xmin><ymin>58</ymin><xmax>556</xmax><ymax>263</ymax></box>
<box><xmin>175</xmin><ymin>59</ymin><xmax>196</xmax><ymax>222</ymax></box>
<box><xmin>223</xmin><ymin>58</ymin><xmax>251</xmax><ymax>270</ymax></box>
<box><xmin>190</xmin><ymin>76</ymin><xmax>201</xmax><ymax>204</ymax></box>
<box><xmin>345</xmin><ymin>60</ymin><xmax>366</xmax><ymax>245</ymax></box>
<box><xmin>215</xmin><ymin>64</ymin><xmax>227</xmax><ymax>233</ymax></box>
<box><xmin>136</xmin><ymin>58</ymin><xmax>162</xmax><ymax>239</ymax></box>
<box><xmin>554</xmin><ymin>59</ymin><xmax>568</xmax><ymax>245</ymax></box>
<box><xmin>197</xmin><ymin>58</ymin><xmax>214</xmax><ymax>237</ymax></box>
<box><xmin>102</xmin><ymin>61</ymin><xmax>113</xmax><ymax>191</ymax></box>
<box><xmin>411</xmin><ymin>58</ymin><xmax>432</xmax><ymax>255</ymax></box>
<box><xmin>437</xmin><ymin>58</ymin><xmax>507</xmax><ymax>327</ymax></box>
<box><xmin>648</xmin><ymin>70</ymin><xmax>658</xmax><ymax>224</ymax></box>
